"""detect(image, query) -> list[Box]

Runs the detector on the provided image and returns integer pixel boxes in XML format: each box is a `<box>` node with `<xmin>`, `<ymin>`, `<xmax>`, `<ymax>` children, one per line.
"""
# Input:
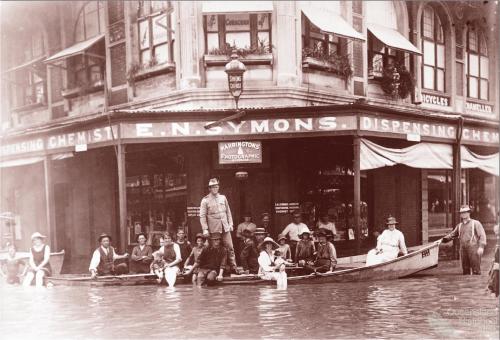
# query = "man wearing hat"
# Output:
<box><xmin>199</xmin><ymin>178</ymin><xmax>239</xmax><ymax>273</ymax></box>
<box><xmin>253</xmin><ymin>227</ymin><xmax>268</xmax><ymax>245</ymax></box>
<box><xmin>239</xmin><ymin>229</ymin><xmax>259</xmax><ymax>274</ymax></box>
<box><xmin>89</xmin><ymin>233</ymin><xmax>129</xmax><ymax>279</ymax></box>
<box><xmin>187</xmin><ymin>232</ymin><xmax>228</xmax><ymax>286</ymax></box>
<box><xmin>442</xmin><ymin>205</ymin><xmax>487</xmax><ymax>275</ymax></box>
<box><xmin>306</xmin><ymin>230</ymin><xmax>337</xmax><ymax>273</ymax></box>
<box><xmin>280</xmin><ymin>210</ymin><xmax>308</xmax><ymax>260</ymax></box>
<box><xmin>366</xmin><ymin>216</ymin><xmax>408</xmax><ymax>266</ymax></box>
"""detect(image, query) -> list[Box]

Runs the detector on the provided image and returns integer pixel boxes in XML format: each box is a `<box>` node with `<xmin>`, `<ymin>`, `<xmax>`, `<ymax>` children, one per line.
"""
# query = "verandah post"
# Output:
<box><xmin>353</xmin><ymin>136</ymin><xmax>361</xmax><ymax>254</ymax></box>
<box><xmin>43</xmin><ymin>156</ymin><xmax>56</xmax><ymax>250</ymax></box>
<box><xmin>451</xmin><ymin>117</ymin><xmax>464</xmax><ymax>260</ymax></box>
<box><xmin>117</xmin><ymin>143</ymin><xmax>127</xmax><ymax>252</ymax></box>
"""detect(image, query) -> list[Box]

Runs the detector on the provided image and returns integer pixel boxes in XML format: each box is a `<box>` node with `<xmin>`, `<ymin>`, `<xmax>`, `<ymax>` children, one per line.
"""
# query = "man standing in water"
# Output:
<box><xmin>442</xmin><ymin>205</ymin><xmax>487</xmax><ymax>275</ymax></box>
<box><xmin>199</xmin><ymin>178</ymin><xmax>240</xmax><ymax>274</ymax></box>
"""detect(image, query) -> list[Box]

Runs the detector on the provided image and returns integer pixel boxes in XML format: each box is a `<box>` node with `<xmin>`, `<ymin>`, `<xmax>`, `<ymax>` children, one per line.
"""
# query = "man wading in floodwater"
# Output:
<box><xmin>442</xmin><ymin>205</ymin><xmax>487</xmax><ymax>275</ymax></box>
<box><xmin>199</xmin><ymin>178</ymin><xmax>241</xmax><ymax>274</ymax></box>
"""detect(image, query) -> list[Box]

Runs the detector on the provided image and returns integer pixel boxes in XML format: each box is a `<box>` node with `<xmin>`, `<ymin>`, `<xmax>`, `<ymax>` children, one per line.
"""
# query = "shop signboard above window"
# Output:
<box><xmin>421</xmin><ymin>93</ymin><xmax>450</xmax><ymax>107</ymax></box>
<box><xmin>218</xmin><ymin>141</ymin><xmax>262</xmax><ymax>164</ymax></box>
<box><xmin>465</xmin><ymin>101</ymin><xmax>494</xmax><ymax>115</ymax></box>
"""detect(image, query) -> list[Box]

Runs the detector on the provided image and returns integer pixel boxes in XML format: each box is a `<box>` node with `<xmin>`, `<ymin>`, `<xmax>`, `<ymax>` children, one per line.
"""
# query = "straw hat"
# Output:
<box><xmin>259</xmin><ymin>237</ymin><xmax>279</xmax><ymax>250</ymax></box>
<box><xmin>459</xmin><ymin>205</ymin><xmax>471</xmax><ymax>213</ymax></box>
<box><xmin>386</xmin><ymin>216</ymin><xmax>399</xmax><ymax>225</ymax></box>
<box><xmin>98</xmin><ymin>233</ymin><xmax>112</xmax><ymax>242</ymax></box>
<box><xmin>31</xmin><ymin>232</ymin><xmax>46</xmax><ymax>240</ymax></box>
<box><xmin>208</xmin><ymin>178</ymin><xmax>219</xmax><ymax>187</ymax></box>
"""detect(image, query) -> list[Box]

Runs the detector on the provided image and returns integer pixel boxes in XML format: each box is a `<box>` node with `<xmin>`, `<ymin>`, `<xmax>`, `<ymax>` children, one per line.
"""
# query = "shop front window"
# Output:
<box><xmin>126</xmin><ymin>148</ymin><xmax>187</xmax><ymax>247</ymax></box>
<box><xmin>427</xmin><ymin>170</ymin><xmax>453</xmax><ymax>238</ymax></box>
<box><xmin>467</xmin><ymin>169</ymin><xmax>498</xmax><ymax>225</ymax></box>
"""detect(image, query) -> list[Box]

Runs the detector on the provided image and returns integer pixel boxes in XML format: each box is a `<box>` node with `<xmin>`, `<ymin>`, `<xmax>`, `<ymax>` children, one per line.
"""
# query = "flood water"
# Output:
<box><xmin>1</xmin><ymin>262</ymin><xmax>498</xmax><ymax>339</ymax></box>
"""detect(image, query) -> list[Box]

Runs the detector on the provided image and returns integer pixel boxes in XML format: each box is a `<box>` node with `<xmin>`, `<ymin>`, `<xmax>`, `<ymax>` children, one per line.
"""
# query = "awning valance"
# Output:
<box><xmin>461</xmin><ymin>147</ymin><xmax>499</xmax><ymax>176</ymax></box>
<box><xmin>0</xmin><ymin>156</ymin><xmax>44</xmax><ymax>168</ymax></box>
<box><xmin>360</xmin><ymin>139</ymin><xmax>452</xmax><ymax>171</ymax></box>
<box><xmin>45</xmin><ymin>34</ymin><xmax>105</xmax><ymax>64</ymax></box>
<box><xmin>367</xmin><ymin>23</ymin><xmax>421</xmax><ymax>55</ymax></box>
<box><xmin>301</xmin><ymin>6</ymin><xmax>365</xmax><ymax>41</ymax></box>
<box><xmin>202</xmin><ymin>1</ymin><xmax>273</xmax><ymax>14</ymax></box>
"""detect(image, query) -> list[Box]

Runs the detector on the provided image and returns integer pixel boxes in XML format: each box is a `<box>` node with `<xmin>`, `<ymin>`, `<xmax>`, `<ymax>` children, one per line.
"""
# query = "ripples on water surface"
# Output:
<box><xmin>1</xmin><ymin>270</ymin><xmax>498</xmax><ymax>339</ymax></box>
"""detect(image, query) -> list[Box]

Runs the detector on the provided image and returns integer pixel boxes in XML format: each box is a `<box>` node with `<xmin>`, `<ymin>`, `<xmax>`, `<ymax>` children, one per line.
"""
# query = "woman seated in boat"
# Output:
<box><xmin>130</xmin><ymin>233</ymin><xmax>153</xmax><ymax>274</ymax></box>
<box><xmin>295</xmin><ymin>227</ymin><xmax>315</xmax><ymax>266</ymax></box>
<box><xmin>257</xmin><ymin>237</ymin><xmax>287</xmax><ymax>289</ymax></box>
<box><xmin>305</xmin><ymin>230</ymin><xmax>337</xmax><ymax>273</ymax></box>
<box><xmin>160</xmin><ymin>232</ymin><xmax>182</xmax><ymax>287</ymax></box>
<box><xmin>365</xmin><ymin>216</ymin><xmax>408</xmax><ymax>267</ymax></box>
<box><xmin>23</xmin><ymin>232</ymin><xmax>52</xmax><ymax>287</ymax></box>
<box><xmin>89</xmin><ymin>233</ymin><xmax>129</xmax><ymax>279</ymax></box>
<box><xmin>1</xmin><ymin>243</ymin><xmax>26</xmax><ymax>284</ymax></box>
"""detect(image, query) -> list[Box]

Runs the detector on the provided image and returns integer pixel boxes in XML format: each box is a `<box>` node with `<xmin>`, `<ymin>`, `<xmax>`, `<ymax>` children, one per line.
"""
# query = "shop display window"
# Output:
<box><xmin>427</xmin><ymin>170</ymin><xmax>453</xmax><ymax>237</ymax></box>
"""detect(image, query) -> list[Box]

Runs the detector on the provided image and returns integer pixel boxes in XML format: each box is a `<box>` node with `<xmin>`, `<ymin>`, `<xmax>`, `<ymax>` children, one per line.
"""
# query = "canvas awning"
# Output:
<box><xmin>3</xmin><ymin>55</ymin><xmax>47</xmax><ymax>74</ymax></box>
<box><xmin>45</xmin><ymin>34</ymin><xmax>105</xmax><ymax>64</ymax></box>
<box><xmin>202</xmin><ymin>1</ymin><xmax>273</xmax><ymax>14</ymax></box>
<box><xmin>461</xmin><ymin>147</ymin><xmax>499</xmax><ymax>176</ymax></box>
<box><xmin>360</xmin><ymin>139</ymin><xmax>452</xmax><ymax>171</ymax></box>
<box><xmin>367</xmin><ymin>23</ymin><xmax>421</xmax><ymax>55</ymax></box>
<box><xmin>0</xmin><ymin>156</ymin><xmax>44</xmax><ymax>168</ymax></box>
<box><xmin>301</xmin><ymin>6</ymin><xmax>365</xmax><ymax>41</ymax></box>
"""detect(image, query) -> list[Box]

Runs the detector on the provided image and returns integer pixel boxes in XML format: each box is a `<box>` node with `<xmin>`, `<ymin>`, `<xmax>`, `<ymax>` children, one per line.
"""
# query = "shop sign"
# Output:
<box><xmin>421</xmin><ymin>93</ymin><xmax>450</xmax><ymax>107</ymax></box>
<box><xmin>466</xmin><ymin>101</ymin><xmax>494</xmax><ymax>114</ymax></box>
<box><xmin>274</xmin><ymin>202</ymin><xmax>300</xmax><ymax>214</ymax></box>
<box><xmin>360</xmin><ymin>116</ymin><xmax>499</xmax><ymax>144</ymax></box>
<box><xmin>123</xmin><ymin>116</ymin><xmax>357</xmax><ymax>139</ymax></box>
<box><xmin>218</xmin><ymin>141</ymin><xmax>262</xmax><ymax>164</ymax></box>
<box><xmin>0</xmin><ymin>138</ymin><xmax>44</xmax><ymax>157</ymax></box>
<box><xmin>187</xmin><ymin>206</ymin><xmax>200</xmax><ymax>217</ymax></box>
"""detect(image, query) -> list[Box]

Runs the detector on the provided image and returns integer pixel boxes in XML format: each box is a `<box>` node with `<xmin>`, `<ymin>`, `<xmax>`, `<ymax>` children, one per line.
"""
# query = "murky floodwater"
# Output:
<box><xmin>1</xmin><ymin>263</ymin><xmax>498</xmax><ymax>339</ymax></box>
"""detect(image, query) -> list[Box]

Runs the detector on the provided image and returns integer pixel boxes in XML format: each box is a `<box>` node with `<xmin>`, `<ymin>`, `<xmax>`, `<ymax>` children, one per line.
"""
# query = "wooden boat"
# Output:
<box><xmin>0</xmin><ymin>250</ymin><xmax>65</xmax><ymax>275</ymax></box>
<box><xmin>47</xmin><ymin>242</ymin><xmax>439</xmax><ymax>286</ymax></box>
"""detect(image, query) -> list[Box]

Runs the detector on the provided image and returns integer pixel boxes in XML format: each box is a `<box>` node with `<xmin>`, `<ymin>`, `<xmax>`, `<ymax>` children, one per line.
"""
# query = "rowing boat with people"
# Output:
<box><xmin>0</xmin><ymin>250</ymin><xmax>65</xmax><ymax>276</ymax></box>
<box><xmin>47</xmin><ymin>242</ymin><xmax>439</xmax><ymax>286</ymax></box>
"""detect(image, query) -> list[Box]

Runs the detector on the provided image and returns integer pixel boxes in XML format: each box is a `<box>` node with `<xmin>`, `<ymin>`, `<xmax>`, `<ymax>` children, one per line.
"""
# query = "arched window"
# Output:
<box><xmin>466</xmin><ymin>28</ymin><xmax>488</xmax><ymax>100</ymax></box>
<box><xmin>74</xmin><ymin>1</ymin><xmax>106</xmax><ymax>42</ymax></box>
<box><xmin>421</xmin><ymin>6</ymin><xmax>445</xmax><ymax>92</ymax></box>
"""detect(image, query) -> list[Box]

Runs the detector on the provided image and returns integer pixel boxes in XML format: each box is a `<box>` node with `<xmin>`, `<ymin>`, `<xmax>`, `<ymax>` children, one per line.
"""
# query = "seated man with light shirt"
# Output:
<box><xmin>89</xmin><ymin>233</ymin><xmax>129</xmax><ymax>278</ymax></box>
<box><xmin>281</xmin><ymin>210</ymin><xmax>308</xmax><ymax>260</ymax></box>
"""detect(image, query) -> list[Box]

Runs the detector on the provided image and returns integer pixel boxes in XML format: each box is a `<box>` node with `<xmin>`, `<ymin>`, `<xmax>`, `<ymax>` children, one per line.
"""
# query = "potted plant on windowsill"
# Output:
<box><xmin>302</xmin><ymin>47</ymin><xmax>353</xmax><ymax>82</ymax></box>
<box><xmin>61</xmin><ymin>79</ymin><xmax>105</xmax><ymax>99</ymax></box>
<box><xmin>380</xmin><ymin>63</ymin><xmax>415</xmax><ymax>100</ymax></box>
<box><xmin>204</xmin><ymin>41</ymin><xmax>273</xmax><ymax>66</ymax></box>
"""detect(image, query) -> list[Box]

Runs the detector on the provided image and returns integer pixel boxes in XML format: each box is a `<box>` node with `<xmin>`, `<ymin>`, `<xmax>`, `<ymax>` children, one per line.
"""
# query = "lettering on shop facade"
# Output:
<box><xmin>187</xmin><ymin>207</ymin><xmax>200</xmax><ymax>217</ymax></box>
<box><xmin>218</xmin><ymin>141</ymin><xmax>262</xmax><ymax>164</ymax></box>
<box><xmin>465</xmin><ymin>101</ymin><xmax>494</xmax><ymax>114</ymax></box>
<box><xmin>421</xmin><ymin>93</ymin><xmax>450</xmax><ymax>107</ymax></box>
<box><xmin>274</xmin><ymin>202</ymin><xmax>300</xmax><ymax>214</ymax></box>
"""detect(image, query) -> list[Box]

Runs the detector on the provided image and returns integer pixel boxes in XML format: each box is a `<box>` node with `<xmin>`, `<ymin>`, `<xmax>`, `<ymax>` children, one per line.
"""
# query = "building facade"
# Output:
<box><xmin>1</xmin><ymin>1</ymin><xmax>498</xmax><ymax>272</ymax></box>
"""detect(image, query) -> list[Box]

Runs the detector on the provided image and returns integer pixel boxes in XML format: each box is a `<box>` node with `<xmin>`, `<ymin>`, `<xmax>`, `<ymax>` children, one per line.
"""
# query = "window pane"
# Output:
<box><xmin>225</xmin><ymin>32</ymin><xmax>251</xmax><ymax>49</ymax></box>
<box><xmin>372</xmin><ymin>54</ymin><xmax>383</xmax><ymax>77</ymax></box>
<box><xmin>75</xmin><ymin>17</ymin><xmax>85</xmax><ymax>42</ymax></box>
<box><xmin>225</xmin><ymin>14</ymin><xmax>250</xmax><ymax>31</ymax></box>
<box><xmin>206</xmin><ymin>15</ymin><xmax>218</xmax><ymax>32</ymax></box>
<box><xmin>257</xmin><ymin>13</ymin><xmax>270</xmax><ymax>30</ymax></box>
<box><xmin>436</xmin><ymin>69</ymin><xmax>445</xmax><ymax>92</ymax></box>
<box><xmin>468</xmin><ymin>30</ymin><xmax>477</xmax><ymax>51</ymax></box>
<box><xmin>480</xmin><ymin>79</ymin><xmax>488</xmax><ymax>100</ymax></box>
<box><xmin>480</xmin><ymin>57</ymin><xmax>488</xmax><ymax>79</ymax></box>
<box><xmin>141</xmin><ymin>49</ymin><xmax>151</xmax><ymax>66</ymax></box>
<box><xmin>85</xmin><ymin>1</ymin><xmax>97</xmax><ymax>14</ymax></box>
<box><xmin>423</xmin><ymin>7</ymin><xmax>434</xmax><ymax>39</ymax></box>
<box><xmin>479</xmin><ymin>34</ymin><xmax>488</xmax><ymax>55</ymax></box>
<box><xmin>153</xmin><ymin>14</ymin><xmax>168</xmax><ymax>45</ymax></box>
<box><xmin>469</xmin><ymin>54</ymin><xmax>479</xmax><ymax>76</ymax></box>
<box><xmin>423</xmin><ymin>65</ymin><xmax>435</xmax><ymax>89</ymax></box>
<box><xmin>257</xmin><ymin>31</ymin><xmax>270</xmax><ymax>50</ymax></box>
<box><xmin>436</xmin><ymin>44</ymin><xmax>445</xmax><ymax>68</ymax></box>
<box><xmin>86</xmin><ymin>10</ymin><xmax>100</xmax><ymax>38</ymax></box>
<box><xmin>139</xmin><ymin>20</ymin><xmax>150</xmax><ymax>49</ymax></box>
<box><xmin>423</xmin><ymin>40</ymin><xmax>435</xmax><ymax>66</ymax></box>
<box><xmin>154</xmin><ymin>43</ymin><xmax>168</xmax><ymax>64</ymax></box>
<box><xmin>90</xmin><ymin>65</ymin><xmax>102</xmax><ymax>82</ymax></box>
<box><xmin>207</xmin><ymin>33</ymin><xmax>219</xmax><ymax>52</ymax></box>
<box><xmin>468</xmin><ymin>77</ymin><xmax>478</xmax><ymax>98</ymax></box>
<box><xmin>32</xmin><ymin>32</ymin><xmax>44</xmax><ymax>58</ymax></box>
<box><xmin>151</xmin><ymin>0</ymin><xmax>169</xmax><ymax>13</ymax></box>
<box><xmin>35</xmin><ymin>83</ymin><xmax>44</xmax><ymax>103</ymax></box>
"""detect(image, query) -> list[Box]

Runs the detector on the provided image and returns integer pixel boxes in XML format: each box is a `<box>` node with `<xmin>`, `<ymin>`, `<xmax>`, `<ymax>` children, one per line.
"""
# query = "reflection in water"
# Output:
<box><xmin>0</xmin><ymin>272</ymin><xmax>498</xmax><ymax>339</ymax></box>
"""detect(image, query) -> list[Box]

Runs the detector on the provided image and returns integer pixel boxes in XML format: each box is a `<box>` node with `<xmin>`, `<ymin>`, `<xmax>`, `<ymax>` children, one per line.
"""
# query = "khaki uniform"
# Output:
<box><xmin>199</xmin><ymin>193</ymin><xmax>237</xmax><ymax>269</ymax></box>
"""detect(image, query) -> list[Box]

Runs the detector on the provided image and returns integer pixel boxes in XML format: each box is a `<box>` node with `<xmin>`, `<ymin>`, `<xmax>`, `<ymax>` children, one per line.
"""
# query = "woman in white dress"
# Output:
<box><xmin>366</xmin><ymin>216</ymin><xmax>408</xmax><ymax>266</ymax></box>
<box><xmin>257</xmin><ymin>237</ymin><xmax>287</xmax><ymax>289</ymax></box>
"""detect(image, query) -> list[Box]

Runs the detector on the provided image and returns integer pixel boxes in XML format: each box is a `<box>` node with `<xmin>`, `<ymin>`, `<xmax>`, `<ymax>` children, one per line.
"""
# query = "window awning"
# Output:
<box><xmin>45</xmin><ymin>34</ymin><xmax>105</xmax><ymax>64</ymax></box>
<box><xmin>461</xmin><ymin>147</ymin><xmax>499</xmax><ymax>176</ymax></box>
<box><xmin>3</xmin><ymin>55</ymin><xmax>47</xmax><ymax>74</ymax></box>
<box><xmin>0</xmin><ymin>156</ymin><xmax>44</xmax><ymax>168</ymax></box>
<box><xmin>202</xmin><ymin>1</ymin><xmax>273</xmax><ymax>14</ymax></box>
<box><xmin>301</xmin><ymin>6</ymin><xmax>365</xmax><ymax>41</ymax></box>
<box><xmin>367</xmin><ymin>23</ymin><xmax>421</xmax><ymax>55</ymax></box>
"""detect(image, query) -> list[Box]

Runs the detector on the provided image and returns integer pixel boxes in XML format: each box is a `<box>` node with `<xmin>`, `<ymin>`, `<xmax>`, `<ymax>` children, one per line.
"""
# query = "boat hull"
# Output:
<box><xmin>0</xmin><ymin>250</ymin><xmax>65</xmax><ymax>275</ymax></box>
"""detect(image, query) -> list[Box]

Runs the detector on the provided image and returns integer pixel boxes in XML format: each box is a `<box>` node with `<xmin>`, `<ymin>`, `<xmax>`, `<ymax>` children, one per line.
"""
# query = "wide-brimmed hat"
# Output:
<box><xmin>459</xmin><ymin>205</ymin><xmax>471</xmax><ymax>213</ymax></box>
<box><xmin>299</xmin><ymin>227</ymin><xmax>311</xmax><ymax>236</ymax></box>
<box><xmin>259</xmin><ymin>237</ymin><xmax>280</xmax><ymax>250</ymax></box>
<box><xmin>277</xmin><ymin>234</ymin><xmax>287</xmax><ymax>242</ymax></box>
<box><xmin>195</xmin><ymin>232</ymin><xmax>206</xmax><ymax>241</ymax></box>
<box><xmin>210</xmin><ymin>232</ymin><xmax>222</xmax><ymax>240</ymax></box>
<box><xmin>315</xmin><ymin>229</ymin><xmax>329</xmax><ymax>238</ymax></box>
<box><xmin>242</xmin><ymin>229</ymin><xmax>254</xmax><ymax>237</ymax></box>
<box><xmin>98</xmin><ymin>233</ymin><xmax>112</xmax><ymax>242</ymax></box>
<box><xmin>31</xmin><ymin>232</ymin><xmax>46</xmax><ymax>240</ymax></box>
<box><xmin>208</xmin><ymin>178</ymin><xmax>219</xmax><ymax>187</ymax></box>
<box><xmin>386</xmin><ymin>216</ymin><xmax>398</xmax><ymax>225</ymax></box>
<box><xmin>254</xmin><ymin>227</ymin><xmax>267</xmax><ymax>235</ymax></box>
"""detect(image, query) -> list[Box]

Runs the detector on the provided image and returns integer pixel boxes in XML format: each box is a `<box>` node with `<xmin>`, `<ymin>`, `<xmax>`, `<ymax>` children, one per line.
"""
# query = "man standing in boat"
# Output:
<box><xmin>442</xmin><ymin>205</ymin><xmax>487</xmax><ymax>275</ymax></box>
<box><xmin>199</xmin><ymin>178</ymin><xmax>240</xmax><ymax>274</ymax></box>
<box><xmin>89</xmin><ymin>233</ymin><xmax>129</xmax><ymax>278</ymax></box>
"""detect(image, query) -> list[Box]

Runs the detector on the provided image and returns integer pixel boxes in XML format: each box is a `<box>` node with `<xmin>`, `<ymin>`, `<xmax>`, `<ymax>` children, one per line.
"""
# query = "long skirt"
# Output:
<box><xmin>366</xmin><ymin>248</ymin><xmax>398</xmax><ymax>266</ymax></box>
<box><xmin>164</xmin><ymin>266</ymin><xmax>179</xmax><ymax>287</ymax></box>
<box><xmin>260</xmin><ymin>271</ymin><xmax>287</xmax><ymax>289</ymax></box>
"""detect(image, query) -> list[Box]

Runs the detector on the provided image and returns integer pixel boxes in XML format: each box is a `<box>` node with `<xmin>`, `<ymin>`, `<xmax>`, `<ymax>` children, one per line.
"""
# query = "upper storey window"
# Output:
<box><xmin>421</xmin><ymin>6</ymin><xmax>445</xmax><ymax>92</ymax></box>
<box><xmin>137</xmin><ymin>0</ymin><xmax>175</xmax><ymax>66</ymax></box>
<box><xmin>74</xmin><ymin>1</ymin><xmax>106</xmax><ymax>42</ymax></box>
<box><xmin>466</xmin><ymin>28</ymin><xmax>488</xmax><ymax>100</ymax></box>
<box><xmin>202</xmin><ymin>1</ymin><xmax>272</xmax><ymax>53</ymax></box>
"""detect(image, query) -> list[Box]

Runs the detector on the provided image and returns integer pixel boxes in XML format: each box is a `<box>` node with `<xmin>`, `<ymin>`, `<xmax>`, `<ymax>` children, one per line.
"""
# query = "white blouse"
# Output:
<box><xmin>377</xmin><ymin>229</ymin><xmax>408</xmax><ymax>254</ymax></box>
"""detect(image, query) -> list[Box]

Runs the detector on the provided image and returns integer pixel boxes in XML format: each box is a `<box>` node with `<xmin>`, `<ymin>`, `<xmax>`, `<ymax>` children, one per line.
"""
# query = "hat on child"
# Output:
<box><xmin>459</xmin><ymin>205</ymin><xmax>471</xmax><ymax>213</ymax></box>
<box><xmin>208</xmin><ymin>178</ymin><xmax>219</xmax><ymax>187</ymax></box>
<box><xmin>31</xmin><ymin>232</ymin><xmax>47</xmax><ymax>240</ymax></box>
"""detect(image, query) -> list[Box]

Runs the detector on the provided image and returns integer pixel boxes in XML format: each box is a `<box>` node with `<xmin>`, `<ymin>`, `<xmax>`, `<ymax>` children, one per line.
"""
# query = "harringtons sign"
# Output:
<box><xmin>218</xmin><ymin>141</ymin><xmax>262</xmax><ymax>164</ymax></box>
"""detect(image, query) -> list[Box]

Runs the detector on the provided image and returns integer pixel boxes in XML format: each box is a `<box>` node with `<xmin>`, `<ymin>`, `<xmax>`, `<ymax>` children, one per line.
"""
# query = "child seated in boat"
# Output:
<box><xmin>183</xmin><ymin>233</ymin><xmax>206</xmax><ymax>282</ymax></box>
<box><xmin>0</xmin><ymin>243</ymin><xmax>26</xmax><ymax>284</ymax></box>
<box><xmin>274</xmin><ymin>250</ymin><xmax>292</xmax><ymax>268</ymax></box>
<box><xmin>276</xmin><ymin>235</ymin><xmax>292</xmax><ymax>262</ymax></box>
<box><xmin>150</xmin><ymin>251</ymin><xmax>167</xmax><ymax>284</ymax></box>
<box><xmin>305</xmin><ymin>230</ymin><xmax>337</xmax><ymax>273</ymax></box>
<box><xmin>295</xmin><ymin>228</ymin><xmax>315</xmax><ymax>266</ymax></box>
<box><xmin>366</xmin><ymin>216</ymin><xmax>408</xmax><ymax>266</ymax></box>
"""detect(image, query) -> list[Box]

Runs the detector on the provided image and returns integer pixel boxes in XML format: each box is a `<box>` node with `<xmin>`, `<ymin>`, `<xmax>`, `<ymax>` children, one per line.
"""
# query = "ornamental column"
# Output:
<box><xmin>178</xmin><ymin>1</ymin><xmax>202</xmax><ymax>89</ymax></box>
<box><xmin>275</xmin><ymin>1</ymin><xmax>299</xmax><ymax>86</ymax></box>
